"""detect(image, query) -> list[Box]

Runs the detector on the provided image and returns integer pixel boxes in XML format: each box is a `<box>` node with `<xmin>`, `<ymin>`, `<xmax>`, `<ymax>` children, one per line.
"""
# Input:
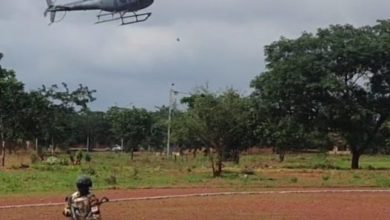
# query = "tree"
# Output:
<box><xmin>251</xmin><ymin>20</ymin><xmax>390</xmax><ymax>169</ymax></box>
<box><xmin>171</xmin><ymin>111</ymin><xmax>202</xmax><ymax>155</ymax></box>
<box><xmin>36</xmin><ymin>83</ymin><xmax>96</xmax><ymax>149</ymax></box>
<box><xmin>0</xmin><ymin>53</ymin><xmax>98</xmax><ymax>159</ymax></box>
<box><xmin>22</xmin><ymin>90</ymin><xmax>52</xmax><ymax>154</ymax></box>
<box><xmin>177</xmin><ymin>89</ymin><xmax>252</xmax><ymax>177</ymax></box>
<box><xmin>0</xmin><ymin>54</ymin><xmax>30</xmax><ymax>165</ymax></box>
<box><xmin>79</xmin><ymin>111</ymin><xmax>113</xmax><ymax>149</ymax></box>
<box><xmin>107</xmin><ymin>107</ymin><xmax>152</xmax><ymax>160</ymax></box>
<box><xmin>148</xmin><ymin>106</ymin><xmax>170</xmax><ymax>152</ymax></box>
<box><xmin>250</xmin><ymin>70</ymin><xmax>331</xmax><ymax>162</ymax></box>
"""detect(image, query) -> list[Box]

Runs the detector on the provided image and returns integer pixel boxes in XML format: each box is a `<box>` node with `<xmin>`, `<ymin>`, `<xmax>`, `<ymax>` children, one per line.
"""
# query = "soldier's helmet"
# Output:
<box><xmin>76</xmin><ymin>176</ymin><xmax>92</xmax><ymax>190</ymax></box>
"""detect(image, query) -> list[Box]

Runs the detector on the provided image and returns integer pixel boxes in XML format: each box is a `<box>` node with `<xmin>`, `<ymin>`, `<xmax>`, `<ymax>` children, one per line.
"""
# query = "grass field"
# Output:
<box><xmin>0</xmin><ymin>151</ymin><xmax>389</xmax><ymax>195</ymax></box>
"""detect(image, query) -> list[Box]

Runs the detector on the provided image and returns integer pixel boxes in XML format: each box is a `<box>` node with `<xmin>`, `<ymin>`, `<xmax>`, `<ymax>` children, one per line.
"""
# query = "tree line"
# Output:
<box><xmin>1</xmin><ymin>20</ymin><xmax>390</xmax><ymax>175</ymax></box>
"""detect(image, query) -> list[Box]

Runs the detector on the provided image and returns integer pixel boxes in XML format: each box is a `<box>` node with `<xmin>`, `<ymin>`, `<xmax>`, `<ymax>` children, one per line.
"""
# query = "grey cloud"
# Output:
<box><xmin>1</xmin><ymin>0</ymin><xmax>390</xmax><ymax>110</ymax></box>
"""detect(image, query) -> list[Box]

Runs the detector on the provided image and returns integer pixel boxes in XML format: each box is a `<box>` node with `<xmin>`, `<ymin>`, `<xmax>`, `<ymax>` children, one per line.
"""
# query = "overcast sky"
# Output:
<box><xmin>1</xmin><ymin>0</ymin><xmax>389</xmax><ymax>111</ymax></box>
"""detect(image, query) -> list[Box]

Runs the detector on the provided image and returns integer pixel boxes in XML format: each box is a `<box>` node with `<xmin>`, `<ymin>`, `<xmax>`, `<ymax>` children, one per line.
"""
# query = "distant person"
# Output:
<box><xmin>63</xmin><ymin>176</ymin><xmax>105</xmax><ymax>220</ymax></box>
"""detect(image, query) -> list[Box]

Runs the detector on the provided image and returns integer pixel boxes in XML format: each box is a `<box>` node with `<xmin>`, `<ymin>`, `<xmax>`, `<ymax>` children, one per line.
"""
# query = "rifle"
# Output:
<box><xmin>65</xmin><ymin>195</ymin><xmax>109</xmax><ymax>220</ymax></box>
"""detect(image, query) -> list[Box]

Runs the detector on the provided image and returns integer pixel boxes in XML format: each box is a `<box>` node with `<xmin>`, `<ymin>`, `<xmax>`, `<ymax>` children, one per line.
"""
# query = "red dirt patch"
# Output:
<box><xmin>1</xmin><ymin>188</ymin><xmax>389</xmax><ymax>220</ymax></box>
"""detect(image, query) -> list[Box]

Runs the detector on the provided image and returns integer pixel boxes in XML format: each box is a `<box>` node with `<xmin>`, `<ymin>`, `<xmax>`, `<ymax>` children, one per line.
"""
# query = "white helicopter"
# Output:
<box><xmin>44</xmin><ymin>0</ymin><xmax>154</xmax><ymax>25</ymax></box>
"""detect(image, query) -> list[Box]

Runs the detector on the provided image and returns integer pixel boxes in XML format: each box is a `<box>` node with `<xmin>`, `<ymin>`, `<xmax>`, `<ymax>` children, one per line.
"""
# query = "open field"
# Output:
<box><xmin>1</xmin><ymin>151</ymin><xmax>390</xmax><ymax>195</ymax></box>
<box><xmin>1</xmin><ymin>152</ymin><xmax>390</xmax><ymax>219</ymax></box>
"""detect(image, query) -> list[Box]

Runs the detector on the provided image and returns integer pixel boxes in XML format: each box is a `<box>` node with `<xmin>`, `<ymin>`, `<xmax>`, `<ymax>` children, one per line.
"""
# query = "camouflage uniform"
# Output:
<box><xmin>63</xmin><ymin>191</ymin><xmax>101</xmax><ymax>220</ymax></box>
<box><xmin>63</xmin><ymin>176</ymin><xmax>101</xmax><ymax>220</ymax></box>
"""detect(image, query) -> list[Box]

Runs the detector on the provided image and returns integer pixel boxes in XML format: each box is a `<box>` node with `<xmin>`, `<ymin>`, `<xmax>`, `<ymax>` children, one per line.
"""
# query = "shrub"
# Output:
<box><xmin>75</xmin><ymin>150</ymin><xmax>83</xmax><ymax>165</ymax></box>
<box><xmin>353</xmin><ymin>174</ymin><xmax>361</xmax><ymax>179</ymax></box>
<box><xmin>290</xmin><ymin>177</ymin><xmax>298</xmax><ymax>183</ymax></box>
<box><xmin>59</xmin><ymin>158</ymin><xmax>69</xmax><ymax>166</ymax></box>
<box><xmin>241</xmin><ymin>167</ymin><xmax>255</xmax><ymax>175</ymax></box>
<box><xmin>85</xmin><ymin>153</ymin><xmax>91</xmax><ymax>162</ymax></box>
<box><xmin>132</xmin><ymin>167</ymin><xmax>139</xmax><ymax>178</ymax></box>
<box><xmin>81</xmin><ymin>167</ymin><xmax>96</xmax><ymax>176</ymax></box>
<box><xmin>30</xmin><ymin>153</ymin><xmax>39</xmax><ymax>164</ymax></box>
<box><xmin>313</xmin><ymin>160</ymin><xmax>339</xmax><ymax>169</ymax></box>
<box><xmin>104</xmin><ymin>175</ymin><xmax>117</xmax><ymax>185</ymax></box>
<box><xmin>42</xmin><ymin>156</ymin><xmax>68</xmax><ymax>166</ymax></box>
<box><xmin>46</xmin><ymin>156</ymin><xmax>60</xmax><ymax>165</ymax></box>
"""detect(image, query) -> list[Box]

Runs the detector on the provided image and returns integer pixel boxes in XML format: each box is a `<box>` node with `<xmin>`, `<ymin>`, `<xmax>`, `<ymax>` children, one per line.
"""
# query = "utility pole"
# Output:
<box><xmin>166</xmin><ymin>84</ymin><xmax>188</xmax><ymax>158</ymax></box>
<box><xmin>166</xmin><ymin>83</ymin><xmax>175</xmax><ymax>157</ymax></box>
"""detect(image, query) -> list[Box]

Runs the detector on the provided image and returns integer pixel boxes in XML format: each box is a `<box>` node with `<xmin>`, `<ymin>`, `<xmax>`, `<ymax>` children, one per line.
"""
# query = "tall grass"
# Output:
<box><xmin>0</xmin><ymin>152</ymin><xmax>389</xmax><ymax>195</ymax></box>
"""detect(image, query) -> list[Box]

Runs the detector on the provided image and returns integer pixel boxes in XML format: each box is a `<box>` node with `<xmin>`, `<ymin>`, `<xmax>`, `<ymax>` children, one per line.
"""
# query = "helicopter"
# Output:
<box><xmin>44</xmin><ymin>0</ymin><xmax>154</xmax><ymax>25</ymax></box>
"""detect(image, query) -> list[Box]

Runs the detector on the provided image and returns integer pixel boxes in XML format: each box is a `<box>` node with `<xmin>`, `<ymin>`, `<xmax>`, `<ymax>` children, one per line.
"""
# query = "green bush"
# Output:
<box><xmin>76</xmin><ymin>150</ymin><xmax>83</xmax><ymax>163</ymax></box>
<box><xmin>313</xmin><ymin>160</ymin><xmax>339</xmax><ymax>169</ymax></box>
<box><xmin>81</xmin><ymin>167</ymin><xmax>96</xmax><ymax>176</ymax></box>
<box><xmin>132</xmin><ymin>167</ymin><xmax>139</xmax><ymax>178</ymax></box>
<box><xmin>30</xmin><ymin>153</ymin><xmax>39</xmax><ymax>164</ymax></box>
<box><xmin>85</xmin><ymin>153</ymin><xmax>91</xmax><ymax>162</ymax></box>
<box><xmin>46</xmin><ymin>156</ymin><xmax>61</xmax><ymax>165</ymax></box>
<box><xmin>104</xmin><ymin>175</ymin><xmax>117</xmax><ymax>185</ymax></box>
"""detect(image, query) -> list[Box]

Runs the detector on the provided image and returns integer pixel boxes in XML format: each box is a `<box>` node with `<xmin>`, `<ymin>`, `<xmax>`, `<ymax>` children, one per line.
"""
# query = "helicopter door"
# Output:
<box><xmin>117</xmin><ymin>0</ymin><xmax>137</xmax><ymax>8</ymax></box>
<box><xmin>118</xmin><ymin>0</ymin><xmax>127</xmax><ymax>5</ymax></box>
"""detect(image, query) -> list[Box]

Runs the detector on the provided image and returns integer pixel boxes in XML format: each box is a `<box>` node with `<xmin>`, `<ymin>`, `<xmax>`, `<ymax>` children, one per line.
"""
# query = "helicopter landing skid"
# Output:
<box><xmin>96</xmin><ymin>11</ymin><xmax>151</xmax><ymax>25</ymax></box>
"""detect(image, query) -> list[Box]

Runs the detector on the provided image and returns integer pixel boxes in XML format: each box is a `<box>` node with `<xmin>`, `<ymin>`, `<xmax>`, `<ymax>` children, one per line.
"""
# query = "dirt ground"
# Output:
<box><xmin>1</xmin><ymin>188</ymin><xmax>389</xmax><ymax>220</ymax></box>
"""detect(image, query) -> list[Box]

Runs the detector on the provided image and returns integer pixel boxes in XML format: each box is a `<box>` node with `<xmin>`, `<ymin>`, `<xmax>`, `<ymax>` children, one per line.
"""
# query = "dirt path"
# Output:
<box><xmin>1</xmin><ymin>188</ymin><xmax>389</xmax><ymax>220</ymax></box>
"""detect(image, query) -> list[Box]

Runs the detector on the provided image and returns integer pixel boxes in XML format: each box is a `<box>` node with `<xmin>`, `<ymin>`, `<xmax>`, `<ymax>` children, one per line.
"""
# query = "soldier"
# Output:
<box><xmin>63</xmin><ymin>176</ymin><xmax>101</xmax><ymax>220</ymax></box>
